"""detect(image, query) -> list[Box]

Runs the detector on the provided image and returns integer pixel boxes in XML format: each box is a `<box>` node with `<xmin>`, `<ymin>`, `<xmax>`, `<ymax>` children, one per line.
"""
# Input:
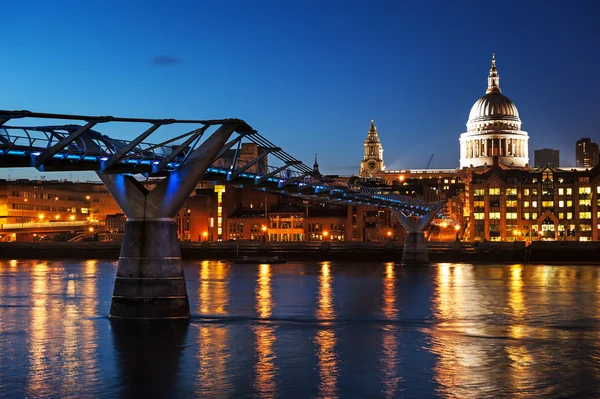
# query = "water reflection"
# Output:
<box><xmin>197</xmin><ymin>261</ymin><xmax>231</xmax><ymax>396</ymax></box>
<box><xmin>315</xmin><ymin>262</ymin><xmax>338</xmax><ymax>399</ymax></box>
<box><xmin>381</xmin><ymin>262</ymin><xmax>400</xmax><ymax>399</ymax></box>
<box><xmin>27</xmin><ymin>262</ymin><xmax>50</xmax><ymax>396</ymax></box>
<box><xmin>253</xmin><ymin>264</ymin><xmax>277</xmax><ymax>398</ymax></box>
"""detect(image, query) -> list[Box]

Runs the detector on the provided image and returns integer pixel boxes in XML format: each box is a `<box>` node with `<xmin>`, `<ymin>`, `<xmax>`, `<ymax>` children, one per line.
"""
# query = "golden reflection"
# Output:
<box><xmin>199</xmin><ymin>260</ymin><xmax>229</xmax><ymax>315</ymax></box>
<box><xmin>253</xmin><ymin>263</ymin><xmax>277</xmax><ymax>398</ymax></box>
<box><xmin>381</xmin><ymin>262</ymin><xmax>399</xmax><ymax>398</ymax></box>
<box><xmin>508</xmin><ymin>265</ymin><xmax>525</xmax><ymax>325</ymax></box>
<box><xmin>27</xmin><ymin>262</ymin><xmax>50</xmax><ymax>395</ymax></box>
<box><xmin>431</xmin><ymin>264</ymin><xmax>494</xmax><ymax>397</ymax></box>
<box><xmin>315</xmin><ymin>261</ymin><xmax>338</xmax><ymax>398</ymax></box>
<box><xmin>197</xmin><ymin>261</ymin><xmax>231</xmax><ymax>396</ymax></box>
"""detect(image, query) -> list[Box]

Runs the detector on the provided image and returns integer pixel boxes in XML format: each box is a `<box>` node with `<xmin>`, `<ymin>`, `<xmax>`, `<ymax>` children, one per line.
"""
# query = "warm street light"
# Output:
<box><xmin>38</xmin><ymin>214</ymin><xmax>45</xmax><ymax>220</ymax></box>
<box><xmin>261</xmin><ymin>225</ymin><xmax>267</xmax><ymax>232</ymax></box>
<box><xmin>70</xmin><ymin>215</ymin><xmax>75</xmax><ymax>221</ymax></box>
<box><xmin>454</xmin><ymin>224</ymin><xmax>461</xmax><ymax>231</ymax></box>
<box><xmin>89</xmin><ymin>227</ymin><xmax>94</xmax><ymax>232</ymax></box>
<box><xmin>323</xmin><ymin>231</ymin><xmax>329</xmax><ymax>239</ymax></box>
<box><xmin>441</xmin><ymin>221</ymin><xmax>448</xmax><ymax>228</ymax></box>
<box><xmin>202</xmin><ymin>231</ymin><xmax>208</xmax><ymax>241</ymax></box>
<box><xmin>387</xmin><ymin>231</ymin><xmax>392</xmax><ymax>236</ymax></box>
<box><xmin>55</xmin><ymin>215</ymin><xmax>60</xmax><ymax>220</ymax></box>
<box><xmin>513</xmin><ymin>230</ymin><xmax>520</xmax><ymax>236</ymax></box>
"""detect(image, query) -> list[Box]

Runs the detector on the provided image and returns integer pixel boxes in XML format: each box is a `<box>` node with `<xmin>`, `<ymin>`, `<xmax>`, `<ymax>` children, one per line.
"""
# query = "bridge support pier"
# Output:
<box><xmin>391</xmin><ymin>202</ymin><xmax>445</xmax><ymax>267</ymax></box>
<box><xmin>99</xmin><ymin>122</ymin><xmax>240</xmax><ymax>320</ymax></box>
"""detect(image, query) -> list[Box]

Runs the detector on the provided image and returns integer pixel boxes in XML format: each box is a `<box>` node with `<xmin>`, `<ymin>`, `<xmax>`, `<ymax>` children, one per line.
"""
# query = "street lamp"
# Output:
<box><xmin>387</xmin><ymin>230</ymin><xmax>392</xmax><ymax>241</ymax></box>
<box><xmin>441</xmin><ymin>221</ymin><xmax>448</xmax><ymax>228</ymax></box>
<box><xmin>89</xmin><ymin>227</ymin><xmax>94</xmax><ymax>233</ymax></box>
<box><xmin>323</xmin><ymin>231</ymin><xmax>329</xmax><ymax>241</ymax></box>
<box><xmin>70</xmin><ymin>215</ymin><xmax>75</xmax><ymax>221</ymax></box>
<box><xmin>202</xmin><ymin>231</ymin><xmax>208</xmax><ymax>241</ymax></box>
<box><xmin>38</xmin><ymin>213</ymin><xmax>45</xmax><ymax>221</ymax></box>
<box><xmin>454</xmin><ymin>224</ymin><xmax>461</xmax><ymax>231</ymax></box>
<box><xmin>261</xmin><ymin>224</ymin><xmax>267</xmax><ymax>242</ymax></box>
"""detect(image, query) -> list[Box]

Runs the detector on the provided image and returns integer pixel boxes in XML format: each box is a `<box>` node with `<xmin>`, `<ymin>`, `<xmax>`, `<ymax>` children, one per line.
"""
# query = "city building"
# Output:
<box><xmin>359</xmin><ymin>120</ymin><xmax>385</xmax><ymax>177</ymax></box>
<box><xmin>576</xmin><ymin>138</ymin><xmax>599</xmax><ymax>168</ymax></box>
<box><xmin>534</xmin><ymin>148</ymin><xmax>560</xmax><ymax>168</ymax></box>
<box><xmin>464</xmin><ymin>158</ymin><xmax>600</xmax><ymax>241</ymax></box>
<box><xmin>459</xmin><ymin>54</ymin><xmax>529</xmax><ymax>168</ymax></box>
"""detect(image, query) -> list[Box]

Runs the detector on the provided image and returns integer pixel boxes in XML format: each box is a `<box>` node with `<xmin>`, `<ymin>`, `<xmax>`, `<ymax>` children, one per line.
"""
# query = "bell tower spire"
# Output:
<box><xmin>486</xmin><ymin>53</ymin><xmax>501</xmax><ymax>94</ymax></box>
<box><xmin>359</xmin><ymin>119</ymin><xmax>385</xmax><ymax>177</ymax></box>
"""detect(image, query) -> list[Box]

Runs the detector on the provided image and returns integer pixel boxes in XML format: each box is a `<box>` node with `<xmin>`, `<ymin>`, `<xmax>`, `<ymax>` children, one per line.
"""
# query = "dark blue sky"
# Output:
<box><xmin>1</xmin><ymin>0</ymin><xmax>599</xmax><ymax>179</ymax></box>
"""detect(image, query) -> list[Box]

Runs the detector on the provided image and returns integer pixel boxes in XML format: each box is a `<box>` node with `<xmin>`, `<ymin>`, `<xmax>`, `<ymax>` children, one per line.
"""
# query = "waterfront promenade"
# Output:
<box><xmin>0</xmin><ymin>240</ymin><xmax>598</xmax><ymax>263</ymax></box>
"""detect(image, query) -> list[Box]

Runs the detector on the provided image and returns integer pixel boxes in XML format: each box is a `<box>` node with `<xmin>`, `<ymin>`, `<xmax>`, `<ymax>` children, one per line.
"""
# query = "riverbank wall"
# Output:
<box><xmin>0</xmin><ymin>241</ymin><xmax>598</xmax><ymax>263</ymax></box>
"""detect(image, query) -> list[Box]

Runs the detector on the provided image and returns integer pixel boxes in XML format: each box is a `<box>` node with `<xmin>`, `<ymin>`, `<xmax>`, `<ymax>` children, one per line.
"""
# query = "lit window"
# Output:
<box><xmin>524</xmin><ymin>201</ymin><xmax>530</xmax><ymax>208</ymax></box>
<box><xmin>507</xmin><ymin>188</ymin><xmax>518</xmax><ymax>195</ymax></box>
<box><xmin>523</xmin><ymin>213</ymin><xmax>530</xmax><ymax>220</ymax></box>
<box><xmin>524</xmin><ymin>189</ymin><xmax>530</xmax><ymax>196</ymax></box>
<box><xmin>580</xmin><ymin>199</ymin><xmax>591</xmax><ymax>206</ymax></box>
<box><xmin>580</xmin><ymin>224</ymin><xmax>592</xmax><ymax>231</ymax></box>
<box><xmin>597</xmin><ymin>186</ymin><xmax>600</xmax><ymax>194</ymax></box>
<box><xmin>506</xmin><ymin>213</ymin><xmax>517</xmax><ymax>219</ymax></box>
<box><xmin>559</xmin><ymin>212</ymin><xmax>564</xmax><ymax>219</ymax></box>
<box><xmin>567</xmin><ymin>212</ymin><xmax>573</xmax><ymax>220</ymax></box>
<box><xmin>489</xmin><ymin>212</ymin><xmax>501</xmax><ymax>219</ymax></box>
<box><xmin>474</xmin><ymin>189</ymin><xmax>485</xmax><ymax>196</ymax></box>
<box><xmin>489</xmin><ymin>188</ymin><xmax>500</xmax><ymax>195</ymax></box>
<box><xmin>506</xmin><ymin>200</ymin><xmax>518</xmax><ymax>207</ymax></box>
<box><xmin>579</xmin><ymin>212</ymin><xmax>592</xmax><ymax>219</ymax></box>
<box><xmin>532</xmin><ymin>189</ymin><xmax>538</xmax><ymax>195</ymax></box>
<box><xmin>532</xmin><ymin>213</ymin><xmax>538</xmax><ymax>220</ymax></box>
<box><xmin>532</xmin><ymin>201</ymin><xmax>538</xmax><ymax>208</ymax></box>
<box><xmin>474</xmin><ymin>213</ymin><xmax>485</xmax><ymax>220</ymax></box>
<box><xmin>558</xmin><ymin>188</ymin><xmax>564</xmax><ymax>196</ymax></box>
<box><xmin>566</xmin><ymin>188</ymin><xmax>572</xmax><ymax>195</ymax></box>
<box><xmin>579</xmin><ymin>187</ymin><xmax>591</xmax><ymax>195</ymax></box>
<box><xmin>542</xmin><ymin>201</ymin><xmax>553</xmax><ymax>208</ymax></box>
<box><xmin>567</xmin><ymin>200</ymin><xmax>573</xmax><ymax>207</ymax></box>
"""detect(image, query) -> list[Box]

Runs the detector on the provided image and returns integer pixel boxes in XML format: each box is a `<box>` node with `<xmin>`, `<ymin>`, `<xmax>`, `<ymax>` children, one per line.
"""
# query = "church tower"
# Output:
<box><xmin>359</xmin><ymin>120</ymin><xmax>385</xmax><ymax>177</ymax></box>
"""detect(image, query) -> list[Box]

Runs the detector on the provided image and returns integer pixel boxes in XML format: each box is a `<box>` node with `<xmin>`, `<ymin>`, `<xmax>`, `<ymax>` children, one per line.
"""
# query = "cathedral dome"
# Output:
<box><xmin>468</xmin><ymin>92</ymin><xmax>520</xmax><ymax>123</ymax></box>
<box><xmin>465</xmin><ymin>54</ymin><xmax>522</xmax><ymax>132</ymax></box>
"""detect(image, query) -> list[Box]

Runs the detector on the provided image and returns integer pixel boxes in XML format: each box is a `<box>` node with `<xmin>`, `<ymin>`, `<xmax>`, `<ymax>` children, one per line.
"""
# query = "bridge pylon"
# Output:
<box><xmin>391</xmin><ymin>202</ymin><xmax>445</xmax><ymax>266</ymax></box>
<box><xmin>99</xmin><ymin>123</ymin><xmax>240</xmax><ymax>320</ymax></box>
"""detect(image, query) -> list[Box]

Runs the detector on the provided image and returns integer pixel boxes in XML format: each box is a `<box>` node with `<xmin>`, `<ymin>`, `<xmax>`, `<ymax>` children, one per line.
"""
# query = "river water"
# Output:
<box><xmin>0</xmin><ymin>260</ymin><xmax>599</xmax><ymax>398</ymax></box>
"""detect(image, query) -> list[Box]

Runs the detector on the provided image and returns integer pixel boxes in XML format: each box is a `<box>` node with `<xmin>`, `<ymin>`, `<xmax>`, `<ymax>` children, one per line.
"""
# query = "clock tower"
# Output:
<box><xmin>359</xmin><ymin>120</ymin><xmax>385</xmax><ymax>177</ymax></box>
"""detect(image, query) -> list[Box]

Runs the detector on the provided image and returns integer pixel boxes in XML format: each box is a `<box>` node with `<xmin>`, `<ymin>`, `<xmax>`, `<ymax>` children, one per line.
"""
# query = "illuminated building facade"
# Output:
<box><xmin>576</xmin><ymin>138</ymin><xmax>599</xmax><ymax>168</ymax></box>
<box><xmin>464</xmin><ymin>159</ymin><xmax>600</xmax><ymax>241</ymax></box>
<box><xmin>459</xmin><ymin>54</ymin><xmax>529</xmax><ymax>168</ymax></box>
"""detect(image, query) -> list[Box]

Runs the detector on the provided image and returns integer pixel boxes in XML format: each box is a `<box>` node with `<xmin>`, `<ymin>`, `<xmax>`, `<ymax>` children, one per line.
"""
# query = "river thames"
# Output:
<box><xmin>1</xmin><ymin>260</ymin><xmax>599</xmax><ymax>398</ymax></box>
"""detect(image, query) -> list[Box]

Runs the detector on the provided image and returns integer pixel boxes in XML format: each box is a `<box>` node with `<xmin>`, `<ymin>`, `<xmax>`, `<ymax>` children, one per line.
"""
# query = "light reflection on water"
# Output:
<box><xmin>1</xmin><ymin>261</ymin><xmax>600</xmax><ymax>398</ymax></box>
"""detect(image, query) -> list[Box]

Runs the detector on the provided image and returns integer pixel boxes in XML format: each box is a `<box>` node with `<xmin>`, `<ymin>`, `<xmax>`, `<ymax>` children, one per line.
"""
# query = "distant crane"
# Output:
<box><xmin>425</xmin><ymin>154</ymin><xmax>434</xmax><ymax>169</ymax></box>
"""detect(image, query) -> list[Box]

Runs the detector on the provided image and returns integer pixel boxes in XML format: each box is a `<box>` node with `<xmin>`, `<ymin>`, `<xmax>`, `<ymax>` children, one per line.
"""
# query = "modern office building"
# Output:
<box><xmin>576</xmin><ymin>138</ymin><xmax>599</xmax><ymax>168</ymax></box>
<box><xmin>534</xmin><ymin>148</ymin><xmax>560</xmax><ymax>167</ymax></box>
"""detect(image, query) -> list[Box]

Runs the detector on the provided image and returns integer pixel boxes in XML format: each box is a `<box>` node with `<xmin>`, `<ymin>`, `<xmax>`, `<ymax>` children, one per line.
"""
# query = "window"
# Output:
<box><xmin>579</xmin><ymin>187</ymin><xmax>591</xmax><ymax>195</ymax></box>
<box><xmin>580</xmin><ymin>212</ymin><xmax>592</xmax><ymax>219</ymax></box>
<box><xmin>473</xmin><ymin>200</ymin><xmax>485</xmax><ymax>208</ymax></box>
<box><xmin>567</xmin><ymin>212</ymin><xmax>573</xmax><ymax>220</ymax></box>
<box><xmin>489</xmin><ymin>212</ymin><xmax>501</xmax><ymax>219</ymax></box>
<box><xmin>558</xmin><ymin>188</ymin><xmax>564</xmax><ymax>196</ymax></box>
<box><xmin>506</xmin><ymin>200</ymin><xmax>518</xmax><ymax>207</ymax></box>
<box><xmin>474</xmin><ymin>189</ymin><xmax>485</xmax><ymax>196</ymax></box>
<box><xmin>559</xmin><ymin>200</ymin><xmax>564</xmax><ymax>207</ymax></box>
<box><xmin>506</xmin><ymin>188</ymin><xmax>518</xmax><ymax>196</ymax></box>
<box><xmin>559</xmin><ymin>212</ymin><xmax>564</xmax><ymax>219</ymax></box>
<box><xmin>489</xmin><ymin>188</ymin><xmax>500</xmax><ymax>195</ymax></box>
<box><xmin>567</xmin><ymin>200</ymin><xmax>573</xmax><ymax>207</ymax></box>
<box><xmin>580</xmin><ymin>199</ymin><xmax>591</xmax><ymax>206</ymax></box>
<box><xmin>532</xmin><ymin>212</ymin><xmax>538</xmax><ymax>220</ymax></box>
<box><xmin>523</xmin><ymin>201</ymin><xmax>530</xmax><ymax>208</ymax></box>
<box><xmin>524</xmin><ymin>189</ymin><xmax>530</xmax><ymax>196</ymax></box>
<box><xmin>532</xmin><ymin>201</ymin><xmax>538</xmax><ymax>208</ymax></box>
<box><xmin>542</xmin><ymin>201</ymin><xmax>553</xmax><ymax>208</ymax></box>
<box><xmin>580</xmin><ymin>224</ymin><xmax>592</xmax><ymax>231</ymax></box>
<box><xmin>474</xmin><ymin>213</ymin><xmax>485</xmax><ymax>220</ymax></box>
<box><xmin>532</xmin><ymin>189</ymin><xmax>538</xmax><ymax>196</ymax></box>
<box><xmin>523</xmin><ymin>213</ymin><xmax>530</xmax><ymax>220</ymax></box>
<box><xmin>566</xmin><ymin>188</ymin><xmax>573</xmax><ymax>195</ymax></box>
<box><xmin>506</xmin><ymin>213</ymin><xmax>517</xmax><ymax>219</ymax></box>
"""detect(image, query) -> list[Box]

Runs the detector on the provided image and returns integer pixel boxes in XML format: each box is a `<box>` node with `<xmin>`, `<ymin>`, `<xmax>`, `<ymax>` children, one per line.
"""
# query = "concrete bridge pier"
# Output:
<box><xmin>98</xmin><ymin>123</ymin><xmax>240</xmax><ymax>320</ymax></box>
<box><xmin>392</xmin><ymin>202</ymin><xmax>445</xmax><ymax>267</ymax></box>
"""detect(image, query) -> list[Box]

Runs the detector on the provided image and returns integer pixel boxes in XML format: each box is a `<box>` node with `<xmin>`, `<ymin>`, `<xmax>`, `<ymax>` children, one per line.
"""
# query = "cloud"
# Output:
<box><xmin>150</xmin><ymin>55</ymin><xmax>183</xmax><ymax>66</ymax></box>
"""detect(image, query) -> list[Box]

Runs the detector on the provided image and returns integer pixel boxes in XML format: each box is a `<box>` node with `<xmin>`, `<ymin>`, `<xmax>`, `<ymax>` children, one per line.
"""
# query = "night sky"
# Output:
<box><xmin>1</xmin><ymin>0</ymin><xmax>599</xmax><ymax>179</ymax></box>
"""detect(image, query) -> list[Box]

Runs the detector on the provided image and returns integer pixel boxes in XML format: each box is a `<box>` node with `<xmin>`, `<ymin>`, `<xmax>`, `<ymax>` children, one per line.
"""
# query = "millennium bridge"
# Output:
<box><xmin>0</xmin><ymin>110</ymin><xmax>443</xmax><ymax>320</ymax></box>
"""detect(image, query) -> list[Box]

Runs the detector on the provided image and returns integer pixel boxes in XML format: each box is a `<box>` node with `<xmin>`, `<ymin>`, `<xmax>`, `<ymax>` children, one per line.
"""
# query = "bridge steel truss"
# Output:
<box><xmin>0</xmin><ymin>110</ymin><xmax>442</xmax><ymax>320</ymax></box>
